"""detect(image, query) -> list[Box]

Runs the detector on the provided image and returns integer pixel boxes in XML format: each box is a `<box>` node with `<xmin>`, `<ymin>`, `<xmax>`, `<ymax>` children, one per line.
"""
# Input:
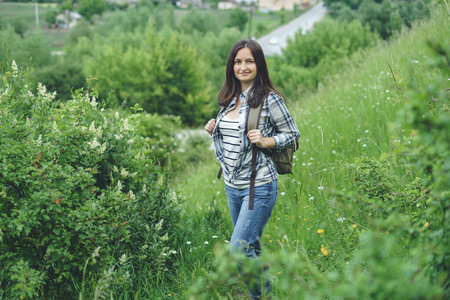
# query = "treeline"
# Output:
<box><xmin>1</xmin><ymin>1</ymin><xmax>432</xmax><ymax>125</ymax></box>
<box><xmin>324</xmin><ymin>0</ymin><xmax>431</xmax><ymax>39</ymax></box>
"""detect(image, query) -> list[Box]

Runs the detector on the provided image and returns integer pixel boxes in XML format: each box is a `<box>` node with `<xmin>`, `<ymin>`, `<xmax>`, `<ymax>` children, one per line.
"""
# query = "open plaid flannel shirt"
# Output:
<box><xmin>212</xmin><ymin>89</ymin><xmax>300</xmax><ymax>186</ymax></box>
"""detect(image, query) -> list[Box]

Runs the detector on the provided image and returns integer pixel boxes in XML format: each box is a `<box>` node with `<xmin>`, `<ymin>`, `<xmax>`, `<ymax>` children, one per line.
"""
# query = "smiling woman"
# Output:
<box><xmin>204</xmin><ymin>39</ymin><xmax>300</xmax><ymax>300</ymax></box>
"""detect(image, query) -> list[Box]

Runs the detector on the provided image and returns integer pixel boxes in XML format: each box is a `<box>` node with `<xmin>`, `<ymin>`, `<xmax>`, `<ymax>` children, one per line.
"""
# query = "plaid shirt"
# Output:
<box><xmin>212</xmin><ymin>88</ymin><xmax>300</xmax><ymax>187</ymax></box>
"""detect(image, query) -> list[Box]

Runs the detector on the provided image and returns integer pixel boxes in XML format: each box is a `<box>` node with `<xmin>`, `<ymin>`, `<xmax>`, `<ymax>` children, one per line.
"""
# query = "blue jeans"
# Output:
<box><xmin>225</xmin><ymin>180</ymin><xmax>278</xmax><ymax>299</ymax></box>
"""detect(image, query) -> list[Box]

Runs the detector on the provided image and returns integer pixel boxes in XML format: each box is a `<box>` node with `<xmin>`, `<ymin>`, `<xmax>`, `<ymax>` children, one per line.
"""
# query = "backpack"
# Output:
<box><xmin>246</xmin><ymin>98</ymin><xmax>299</xmax><ymax>175</ymax></box>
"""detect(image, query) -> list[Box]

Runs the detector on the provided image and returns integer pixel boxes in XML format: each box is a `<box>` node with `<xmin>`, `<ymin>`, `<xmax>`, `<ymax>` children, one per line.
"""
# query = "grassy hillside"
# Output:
<box><xmin>174</xmin><ymin>4</ymin><xmax>449</xmax><ymax>299</ymax></box>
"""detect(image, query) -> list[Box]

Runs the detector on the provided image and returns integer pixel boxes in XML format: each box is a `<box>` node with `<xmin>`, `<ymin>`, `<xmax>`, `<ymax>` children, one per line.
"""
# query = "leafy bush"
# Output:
<box><xmin>178</xmin><ymin>9</ymin><xmax>219</xmax><ymax>35</ymax></box>
<box><xmin>134</xmin><ymin>111</ymin><xmax>181</xmax><ymax>168</ymax></box>
<box><xmin>0</xmin><ymin>27</ymin><xmax>53</xmax><ymax>68</ymax></box>
<box><xmin>269</xmin><ymin>18</ymin><xmax>377</xmax><ymax>99</ymax></box>
<box><xmin>324</xmin><ymin>0</ymin><xmax>431</xmax><ymax>39</ymax></box>
<box><xmin>225</xmin><ymin>8</ymin><xmax>248</xmax><ymax>32</ymax></box>
<box><xmin>86</xmin><ymin>24</ymin><xmax>213</xmax><ymax>126</ymax></box>
<box><xmin>0</xmin><ymin>63</ymin><xmax>183</xmax><ymax>298</ymax></box>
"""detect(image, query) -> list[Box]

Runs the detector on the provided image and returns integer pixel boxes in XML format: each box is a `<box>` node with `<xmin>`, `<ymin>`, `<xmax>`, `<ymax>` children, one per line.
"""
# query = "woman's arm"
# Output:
<box><xmin>267</xmin><ymin>93</ymin><xmax>300</xmax><ymax>149</ymax></box>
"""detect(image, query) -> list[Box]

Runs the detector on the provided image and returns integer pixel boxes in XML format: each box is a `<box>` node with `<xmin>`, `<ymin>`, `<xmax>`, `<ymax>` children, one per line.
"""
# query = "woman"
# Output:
<box><xmin>205</xmin><ymin>39</ymin><xmax>300</xmax><ymax>300</ymax></box>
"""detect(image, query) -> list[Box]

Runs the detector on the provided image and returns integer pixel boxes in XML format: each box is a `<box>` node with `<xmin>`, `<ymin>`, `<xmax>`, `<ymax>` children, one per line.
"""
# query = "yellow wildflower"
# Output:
<box><xmin>317</xmin><ymin>229</ymin><xmax>324</xmax><ymax>234</ymax></box>
<box><xmin>352</xmin><ymin>224</ymin><xmax>358</xmax><ymax>229</ymax></box>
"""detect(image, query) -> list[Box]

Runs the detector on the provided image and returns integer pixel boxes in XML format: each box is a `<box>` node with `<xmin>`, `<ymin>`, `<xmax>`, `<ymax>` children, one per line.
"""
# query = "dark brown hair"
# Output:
<box><xmin>218</xmin><ymin>39</ymin><xmax>284</xmax><ymax>108</ymax></box>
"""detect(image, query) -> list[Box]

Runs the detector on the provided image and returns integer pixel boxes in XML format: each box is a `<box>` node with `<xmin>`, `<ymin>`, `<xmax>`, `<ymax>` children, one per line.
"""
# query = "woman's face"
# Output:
<box><xmin>233</xmin><ymin>47</ymin><xmax>257</xmax><ymax>89</ymax></box>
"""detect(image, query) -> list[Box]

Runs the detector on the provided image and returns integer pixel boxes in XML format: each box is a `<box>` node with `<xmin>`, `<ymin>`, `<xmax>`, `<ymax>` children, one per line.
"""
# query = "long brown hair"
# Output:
<box><xmin>218</xmin><ymin>39</ymin><xmax>284</xmax><ymax>108</ymax></box>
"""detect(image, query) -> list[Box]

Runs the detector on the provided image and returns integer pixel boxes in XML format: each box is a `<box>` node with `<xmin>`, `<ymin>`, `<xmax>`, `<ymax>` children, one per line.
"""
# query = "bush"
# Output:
<box><xmin>0</xmin><ymin>62</ymin><xmax>183</xmax><ymax>298</ymax></box>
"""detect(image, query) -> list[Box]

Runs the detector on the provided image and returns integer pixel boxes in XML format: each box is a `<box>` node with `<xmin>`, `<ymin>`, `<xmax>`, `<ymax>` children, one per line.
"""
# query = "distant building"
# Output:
<box><xmin>218</xmin><ymin>0</ymin><xmax>238</xmax><ymax>10</ymax></box>
<box><xmin>55</xmin><ymin>10</ymin><xmax>82</xmax><ymax>29</ymax></box>
<box><xmin>258</xmin><ymin>0</ymin><xmax>314</xmax><ymax>11</ymax></box>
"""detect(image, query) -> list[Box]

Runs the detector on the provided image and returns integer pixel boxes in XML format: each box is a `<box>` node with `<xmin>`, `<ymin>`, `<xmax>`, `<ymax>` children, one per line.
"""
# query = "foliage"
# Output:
<box><xmin>31</xmin><ymin>58</ymin><xmax>86</xmax><ymax>101</ymax></box>
<box><xmin>0</xmin><ymin>27</ymin><xmax>53</xmax><ymax>68</ymax></box>
<box><xmin>77</xmin><ymin>0</ymin><xmax>107</xmax><ymax>21</ymax></box>
<box><xmin>87</xmin><ymin>24</ymin><xmax>213</xmax><ymax>126</ymax></box>
<box><xmin>0</xmin><ymin>64</ymin><xmax>183</xmax><ymax>298</ymax></box>
<box><xmin>9</xmin><ymin>18</ymin><xmax>28</xmax><ymax>37</ymax></box>
<box><xmin>44</xmin><ymin>9</ymin><xmax>58</xmax><ymax>27</ymax></box>
<box><xmin>178</xmin><ymin>9</ymin><xmax>219</xmax><ymax>34</ymax></box>
<box><xmin>324</xmin><ymin>0</ymin><xmax>431</xmax><ymax>39</ymax></box>
<box><xmin>270</xmin><ymin>18</ymin><xmax>377</xmax><ymax>99</ymax></box>
<box><xmin>225</xmin><ymin>8</ymin><xmax>248</xmax><ymax>32</ymax></box>
<box><xmin>135</xmin><ymin>111</ymin><xmax>182</xmax><ymax>168</ymax></box>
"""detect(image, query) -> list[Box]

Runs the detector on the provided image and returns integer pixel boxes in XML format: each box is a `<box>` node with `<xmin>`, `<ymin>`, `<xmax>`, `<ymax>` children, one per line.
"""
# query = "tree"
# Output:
<box><xmin>225</xmin><ymin>8</ymin><xmax>248</xmax><ymax>32</ymax></box>
<box><xmin>45</xmin><ymin>9</ymin><xmax>58</xmax><ymax>27</ymax></box>
<box><xmin>88</xmin><ymin>24</ymin><xmax>214</xmax><ymax>125</ymax></box>
<box><xmin>77</xmin><ymin>0</ymin><xmax>107</xmax><ymax>21</ymax></box>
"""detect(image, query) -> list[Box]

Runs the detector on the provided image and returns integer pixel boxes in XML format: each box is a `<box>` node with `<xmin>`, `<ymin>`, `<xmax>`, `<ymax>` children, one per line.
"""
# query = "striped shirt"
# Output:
<box><xmin>219</xmin><ymin>115</ymin><xmax>272</xmax><ymax>188</ymax></box>
<box><xmin>212</xmin><ymin>86</ymin><xmax>300</xmax><ymax>189</ymax></box>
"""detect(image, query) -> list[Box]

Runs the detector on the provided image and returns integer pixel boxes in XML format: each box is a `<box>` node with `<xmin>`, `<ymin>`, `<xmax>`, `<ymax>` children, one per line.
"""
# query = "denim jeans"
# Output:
<box><xmin>225</xmin><ymin>180</ymin><xmax>278</xmax><ymax>299</ymax></box>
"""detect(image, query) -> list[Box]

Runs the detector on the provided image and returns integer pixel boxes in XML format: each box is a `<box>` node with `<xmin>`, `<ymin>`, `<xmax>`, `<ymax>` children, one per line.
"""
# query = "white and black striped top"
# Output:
<box><xmin>219</xmin><ymin>115</ymin><xmax>241</xmax><ymax>173</ymax></box>
<box><xmin>218</xmin><ymin>114</ymin><xmax>272</xmax><ymax>189</ymax></box>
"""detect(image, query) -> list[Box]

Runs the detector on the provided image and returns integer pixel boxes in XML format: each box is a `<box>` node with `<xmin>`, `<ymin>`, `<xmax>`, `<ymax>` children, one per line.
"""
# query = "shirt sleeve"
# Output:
<box><xmin>267</xmin><ymin>93</ymin><xmax>300</xmax><ymax>150</ymax></box>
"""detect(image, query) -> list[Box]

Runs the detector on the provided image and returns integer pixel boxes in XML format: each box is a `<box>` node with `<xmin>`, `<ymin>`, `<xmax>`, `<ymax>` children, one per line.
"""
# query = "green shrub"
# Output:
<box><xmin>0</xmin><ymin>62</ymin><xmax>183</xmax><ymax>298</ymax></box>
<box><xmin>135</xmin><ymin>111</ymin><xmax>181</xmax><ymax>168</ymax></box>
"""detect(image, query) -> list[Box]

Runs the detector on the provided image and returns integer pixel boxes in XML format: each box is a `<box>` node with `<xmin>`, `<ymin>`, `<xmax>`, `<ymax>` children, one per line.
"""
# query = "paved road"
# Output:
<box><xmin>257</xmin><ymin>1</ymin><xmax>327</xmax><ymax>56</ymax></box>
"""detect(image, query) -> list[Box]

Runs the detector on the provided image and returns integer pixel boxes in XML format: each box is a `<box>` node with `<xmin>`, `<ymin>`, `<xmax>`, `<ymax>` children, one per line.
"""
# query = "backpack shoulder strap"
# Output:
<box><xmin>246</xmin><ymin>99</ymin><xmax>265</xmax><ymax>210</ymax></box>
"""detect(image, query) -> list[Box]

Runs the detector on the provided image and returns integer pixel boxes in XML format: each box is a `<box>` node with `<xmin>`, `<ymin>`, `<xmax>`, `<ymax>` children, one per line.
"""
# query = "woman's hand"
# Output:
<box><xmin>205</xmin><ymin>119</ymin><xmax>216</xmax><ymax>136</ymax></box>
<box><xmin>247</xmin><ymin>129</ymin><xmax>275</xmax><ymax>149</ymax></box>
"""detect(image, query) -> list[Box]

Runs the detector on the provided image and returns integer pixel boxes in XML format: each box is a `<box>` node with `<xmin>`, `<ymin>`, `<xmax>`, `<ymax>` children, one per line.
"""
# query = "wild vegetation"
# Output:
<box><xmin>0</xmin><ymin>0</ymin><xmax>448</xmax><ymax>299</ymax></box>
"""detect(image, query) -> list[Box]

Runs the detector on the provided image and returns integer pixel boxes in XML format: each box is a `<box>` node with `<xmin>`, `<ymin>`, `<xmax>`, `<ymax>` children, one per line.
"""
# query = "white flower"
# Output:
<box><xmin>92</xmin><ymin>246</ymin><xmax>101</xmax><ymax>264</ymax></box>
<box><xmin>318</xmin><ymin>186</ymin><xmax>324</xmax><ymax>190</ymax></box>
<box><xmin>119</xmin><ymin>254</ymin><xmax>127</xmax><ymax>265</ymax></box>
<box><xmin>52</xmin><ymin>121</ymin><xmax>58</xmax><ymax>132</ymax></box>
<box><xmin>280</xmin><ymin>192</ymin><xmax>286</xmax><ymax>196</ymax></box>
<box><xmin>117</xmin><ymin>180</ymin><xmax>123</xmax><ymax>192</ymax></box>
<box><xmin>160</xmin><ymin>233</ymin><xmax>169</xmax><ymax>241</ymax></box>
<box><xmin>332</xmin><ymin>150</ymin><xmax>337</xmax><ymax>154</ymax></box>
<box><xmin>35</xmin><ymin>134</ymin><xmax>42</xmax><ymax>147</ymax></box>
<box><xmin>115</xmin><ymin>112</ymin><xmax>119</xmax><ymax>120</ymax></box>
<box><xmin>365</xmin><ymin>130</ymin><xmax>369</xmax><ymax>133</ymax></box>
<box><xmin>90</xmin><ymin>96</ymin><xmax>98</xmax><ymax>108</ymax></box>
<box><xmin>337</xmin><ymin>217</ymin><xmax>346</xmax><ymax>223</ymax></box>
<box><xmin>171</xmin><ymin>250</ymin><xmax>177</xmax><ymax>254</ymax></box>
<box><xmin>129</xmin><ymin>190</ymin><xmax>135</xmax><ymax>200</ymax></box>
<box><xmin>155</xmin><ymin>219</ymin><xmax>164</xmax><ymax>231</ymax></box>
<box><xmin>88</xmin><ymin>137</ymin><xmax>100</xmax><ymax>149</ymax></box>
<box><xmin>11</xmin><ymin>60</ymin><xmax>18</xmax><ymax>77</ymax></box>
<box><xmin>309</xmin><ymin>196</ymin><xmax>314</xmax><ymax>200</ymax></box>
<box><xmin>204</xmin><ymin>241</ymin><xmax>209</xmax><ymax>245</ymax></box>
<box><xmin>121</xmin><ymin>118</ymin><xmax>130</xmax><ymax>132</ymax></box>
<box><xmin>212</xmin><ymin>236</ymin><xmax>218</xmax><ymax>239</ymax></box>
<box><xmin>186</xmin><ymin>241</ymin><xmax>192</xmax><ymax>245</ymax></box>
<box><xmin>114</xmin><ymin>134</ymin><xmax>123</xmax><ymax>140</ymax></box>
<box><xmin>363</xmin><ymin>144</ymin><xmax>367</xmax><ymax>147</ymax></box>
<box><xmin>98</xmin><ymin>142</ymin><xmax>107</xmax><ymax>154</ymax></box>
<box><xmin>121</xmin><ymin>168</ymin><xmax>129</xmax><ymax>177</ymax></box>
<box><xmin>113</xmin><ymin>166</ymin><xmax>119</xmax><ymax>173</ymax></box>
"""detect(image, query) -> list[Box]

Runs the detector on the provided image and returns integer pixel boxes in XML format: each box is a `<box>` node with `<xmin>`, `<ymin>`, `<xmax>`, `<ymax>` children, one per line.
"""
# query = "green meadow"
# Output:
<box><xmin>173</xmin><ymin>5</ymin><xmax>449</xmax><ymax>299</ymax></box>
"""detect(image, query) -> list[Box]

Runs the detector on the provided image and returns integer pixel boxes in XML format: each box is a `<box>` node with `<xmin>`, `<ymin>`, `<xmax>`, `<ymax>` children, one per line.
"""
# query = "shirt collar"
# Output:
<box><xmin>240</xmin><ymin>84</ymin><xmax>253</xmax><ymax>103</ymax></box>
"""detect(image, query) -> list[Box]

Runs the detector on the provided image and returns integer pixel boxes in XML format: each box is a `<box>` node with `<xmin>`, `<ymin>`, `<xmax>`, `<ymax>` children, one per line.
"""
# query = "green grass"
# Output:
<box><xmin>171</xmin><ymin>5</ymin><xmax>449</xmax><ymax>299</ymax></box>
<box><xmin>0</xmin><ymin>2</ymin><xmax>56</xmax><ymax>29</ymax></box>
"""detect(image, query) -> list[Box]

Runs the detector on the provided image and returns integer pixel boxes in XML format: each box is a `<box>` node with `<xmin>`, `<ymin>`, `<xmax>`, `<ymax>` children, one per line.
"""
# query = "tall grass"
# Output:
<box><xmin>172</xmin><ymin>4</ymin><xmax>449</xmax><ymax>299</ymax></box>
